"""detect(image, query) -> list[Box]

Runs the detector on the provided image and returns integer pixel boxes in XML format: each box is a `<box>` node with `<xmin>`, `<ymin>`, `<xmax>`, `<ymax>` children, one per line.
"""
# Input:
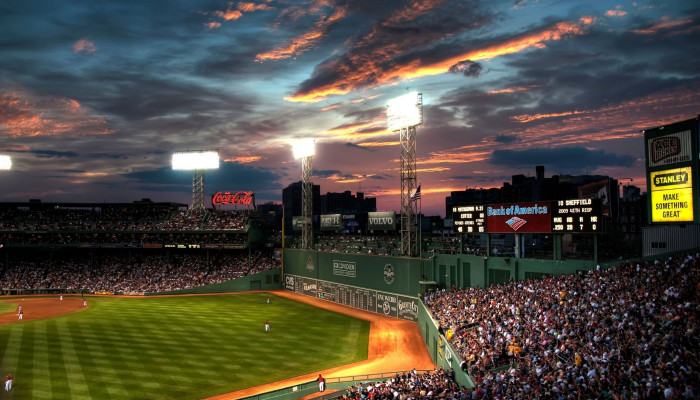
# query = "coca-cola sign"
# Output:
<box><xmin>212</xmin><ymin>191</ymin><xmax>254</xmax><ymax>205</ymax></box>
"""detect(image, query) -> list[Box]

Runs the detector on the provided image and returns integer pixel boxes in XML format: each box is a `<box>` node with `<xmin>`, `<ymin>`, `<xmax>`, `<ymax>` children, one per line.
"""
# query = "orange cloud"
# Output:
<box><xmin>213</xmin><ymin>9</ymin><xmax>242</xmax><ymax>20</ymax></box>
<box><xmin>356</xmin><ymin>141</ymin><xmax>399</xmax><ymax>147</ymax></box>
<box><xmin>256</xmin><ymin>6</ymin><xmax>347</xmax><ymax>61</ymax></box>
<box><xmin>321</xmin><ymin>103</ymin><xmax>341</xmax><ymax>111</ymax></box>
<box><xmin>205</xmin><ymin>22</ymin><xmax>222</xmax><ymax>29</ymax></box>
<box><xmin>488</xmin><ymin>85</ymin><xmax>539</xmax><ymax>94</ymax></box>
<box><xmin>237</xmin><ymin>2</ymin><xmax>273</xmax><ymax>12</ymax></box>
<box><xmin>605</xmin><ymin>8</ymin><xmax>627</xmax><ymax>17</ymax></box>
<box><xmin>287</xmin><ymin>17</ymin><xmax>594</xmax><ymax>102</ymax></box>
<box><xmin>631</xmin><ymin>15</ymin><xmax>693</xmax><ymax>35</ymax></box>
<box><xmin>0</xmin><ymin>89</ymin><xmax>114</xmax><ymax>137</ymax></box>
<box><xmin>365</xmin><ymin>185</ymin><xmax>464</xmax><ymax>198</ymax></box>
<box><xmin>73</xmin><ymin>39</ymin><xmax>97</xmax><ymax>54</ymax></box>
<box><xmin>511</xmin><ymin>110</ymin><xmax>586</xmax><ymax>123</ymax></box>
<box><xmin>225</xmin><ymin>156</ymin><xmax>262</xmax><ymax>163</ymax></box>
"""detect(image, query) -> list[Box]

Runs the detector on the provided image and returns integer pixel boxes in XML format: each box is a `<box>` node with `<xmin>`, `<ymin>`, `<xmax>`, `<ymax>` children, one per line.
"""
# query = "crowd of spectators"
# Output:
<box><xmin>0</xmin><ymin>249</ymin><xmax>278</xmax><ymax>294</ymax></box>
<box><xmin>336</xmin><ymin>369</ymin><xmax>462</xmax><ymax>399</ymax></box>
<box><xmin>0</xmin><ymin>206</ymin><xmax>249</xmax><ymax>233</ymax></box>
<box><xmin>203</xmin><ymin>210</ymin><xmax>249</xmax><ymax>230</ymax></box>
<box><xmin>287</xmin><ymin>235</ymin><xmax>401</xmax><ymax>256</ymax></box>
<box><xmin>425</xmin><ymin>254</ymin><xmax>699</xmax><ymax>399</ymax></box>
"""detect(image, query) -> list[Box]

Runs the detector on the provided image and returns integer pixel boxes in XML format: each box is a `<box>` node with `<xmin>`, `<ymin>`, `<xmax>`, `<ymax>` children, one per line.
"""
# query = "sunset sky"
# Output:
<box><xmin>0</xmin><ymin>0</ymin><xmax>698</xmax><ymax>216</ymax></box>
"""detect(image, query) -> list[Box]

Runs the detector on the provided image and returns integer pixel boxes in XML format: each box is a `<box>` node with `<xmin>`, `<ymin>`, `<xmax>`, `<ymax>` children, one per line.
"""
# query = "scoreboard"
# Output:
<box><xmin>452</xmin><ymin>205</ymin><xmax>486</xmax><ymax>233</ymax></box>
<box><xmin>551</xmin><ymin>199</ymin><xmax>602</xmax><ymax>233</ymax></box>
<box><xmin>453</xmin><ymin>200</ymin><xmax>603</xmax><ymax>234</ymax></box>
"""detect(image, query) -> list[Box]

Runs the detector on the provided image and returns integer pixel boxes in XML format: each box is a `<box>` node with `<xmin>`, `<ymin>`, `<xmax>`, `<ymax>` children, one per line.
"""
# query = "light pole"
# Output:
<box><xmin>293</xmin><ymin>139</ymin><xmax>315</xmax><ymax>250</ymax></box>
<box><xmin>387</xmin><ymin>92</ymin><xmax>423</xmax><ymax>257</ymax></box>
<box><xmin>172</xmin><ymin>150</ymin><xmax>219</xmax><ymax>214</ymax></box>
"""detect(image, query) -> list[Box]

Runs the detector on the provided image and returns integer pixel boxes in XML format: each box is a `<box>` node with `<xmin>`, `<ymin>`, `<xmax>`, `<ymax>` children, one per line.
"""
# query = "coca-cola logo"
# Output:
<box><xmin>212</xmin><ymin>191</ymin><xmax>254</xmax><ymax>205</ymax></box>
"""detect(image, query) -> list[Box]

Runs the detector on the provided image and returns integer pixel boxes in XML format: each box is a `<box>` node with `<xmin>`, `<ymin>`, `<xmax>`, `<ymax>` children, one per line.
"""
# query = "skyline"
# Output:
<box><xmin>0</xmin><ymin>0</ymin><xmax>698</xmax><ymax>217</ymax></box>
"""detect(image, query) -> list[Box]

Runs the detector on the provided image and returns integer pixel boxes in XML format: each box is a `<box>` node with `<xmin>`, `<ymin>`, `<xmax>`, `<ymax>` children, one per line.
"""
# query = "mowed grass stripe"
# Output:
<box><xmin>56</xmin><ymin>320</ymin><xmax>95</xmax><ymax>399</ymax></box>
<box><xmin>0</xmin><ymin>293</ymin><xmax>369</xmax><ymax>400</ymax></box>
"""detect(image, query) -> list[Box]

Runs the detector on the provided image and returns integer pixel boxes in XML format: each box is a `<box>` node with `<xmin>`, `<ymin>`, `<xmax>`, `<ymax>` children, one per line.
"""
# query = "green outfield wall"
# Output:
<box><xmin>146</xmin><ymin>267</ymin><xmax>281</xmax><ymax>295</ymax></box>
<box><xmin>282</xmin><ymin>249</ymin><xmax>423</xmax><ymax>321</ymax></box>
<box><xmin>283</xmin><ymin>249</ymin><xmax>423</xmax><ymax>296</ymax></box>
<box><xmin>418</xmin><ymin>299</ymin><xmax>474</xmax><ymax>389</ymax></box>
<box><xmin>426</xmin><ymin>254</ymin><xmax>599</xmax><ymax>290</ymax></box>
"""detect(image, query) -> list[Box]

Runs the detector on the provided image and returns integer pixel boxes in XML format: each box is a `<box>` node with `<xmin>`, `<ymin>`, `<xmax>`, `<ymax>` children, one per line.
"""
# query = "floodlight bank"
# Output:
<box><xmin>171</xmin><ymin>151</ymin><xmax>219</xmax><ymax>170</ymax></box>
<box><xmin>292</xmin><ymin>139</ymin><xmax>315</xmax><ymax>159</ymax></box>
<box><xmin>0</xmin><ymin>155</ymin><xmax>11</xmax><ymax>170</ymax></box>
<box><xmin>387</xmin><ymin>92</ymin><xmax>423</xmax><ymax>131</ymax></box>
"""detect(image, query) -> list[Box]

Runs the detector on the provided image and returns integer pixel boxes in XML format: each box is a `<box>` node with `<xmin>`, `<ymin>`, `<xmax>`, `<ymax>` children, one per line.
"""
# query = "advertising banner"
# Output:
<box><xmin>647</xmin><ymin>130</ymin><xmax>693</xmax><ymax>168</ymax></box>
<box><xmin>650</xmin><ymin>167</ymin><xmax>694</xmax><ymax>223</ymax></box>
<box><xmin>332</xmin><ymin>260</ymin><xmax>357</xmax><ymax>278</ymax></box>
<box><xmin>486</xmin><ymin>202</ymin><xmax>551</xmax><ymax>233</ymax></box>
<box><xmin>320</xmin><ymin>214</ymin><xmax>342</xmax><ymax>231</ymax></box>
<box><xmin>396</xmin><ymin>294</ymin><xmax>419</xmax><ymax>322</ymax></box>
<box><xmin>284</xmin><ymin>274</ymin><xmax>419</xmax><ymax>322</ymax></box>
<box><xmin>578</xmin><ymin>179</ymin><xmax>613</xmax><ymax>217</ymax></box>
<box><xmin>368</xmin><ymin>211</ymin><xmax>397</xmax><ymax>231</ymax></box>
<box><xmin>292</xmin><ymin>216</ymin><xmax>303</xmax><ymax>231</ymax></box>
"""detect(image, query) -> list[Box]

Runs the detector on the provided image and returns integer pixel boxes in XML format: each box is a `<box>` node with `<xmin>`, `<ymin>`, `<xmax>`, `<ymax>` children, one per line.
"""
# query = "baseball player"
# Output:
<box><xmin>266</xmin><ymin>294</ymin><xmax>270</xmax><ymax>304</ymax></box>
<box><xmin>60</xmin><ymin>294</ymin><xmax>63</xmax><ymax>301</ymax></box>
<box><xmin>18</xmin><ymin>307</ymin><xmax>23</xmax><ymax>320</ymax></box>
<box><xmin>265</xmin><ymin>320</ymin><xmax>270</xmax><ymax>332</ymax></box>
<box><xmin>5</xmin><ymin>373</ymin><xmax>12</xmax><ymax>391</ymax></box>
<box><xmin>318</xmin><ymin>374</ymin><xmax>325</xmax><ymax>391</ymax></box>
<box><xmin>83</xmin><ymin>299</ymin><xmax>87</xmax><ymax>307</ymax></box>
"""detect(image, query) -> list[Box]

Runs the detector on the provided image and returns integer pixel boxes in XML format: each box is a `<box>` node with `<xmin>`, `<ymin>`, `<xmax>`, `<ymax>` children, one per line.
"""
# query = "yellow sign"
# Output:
<box><xmin>650</xmin><ymin>167</ymin><xmax>694</xmax><ymax>222</ymax></box>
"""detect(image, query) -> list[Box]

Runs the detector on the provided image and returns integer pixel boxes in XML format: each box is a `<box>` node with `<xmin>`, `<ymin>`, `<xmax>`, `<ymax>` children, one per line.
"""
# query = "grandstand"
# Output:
<box><xmin>1</xmin><ymin>199</ymin><xmax>698</xmax><ymax>400</ymax></box>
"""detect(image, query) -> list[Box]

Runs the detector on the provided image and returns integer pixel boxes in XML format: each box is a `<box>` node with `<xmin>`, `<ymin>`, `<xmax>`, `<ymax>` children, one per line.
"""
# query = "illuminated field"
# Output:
<box><xmin>0</xmin><ymin>293</ymin><xmax>370</xmax><ymax>400</ymax></box>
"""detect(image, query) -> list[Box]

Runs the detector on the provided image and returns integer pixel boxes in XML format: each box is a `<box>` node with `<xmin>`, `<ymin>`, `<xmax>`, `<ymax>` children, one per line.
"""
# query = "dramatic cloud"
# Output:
<box><xmin>287</xmin><ymin>16</ymin><xmax>594</xmax><ymax>102</ymax></box>
<box><xmin>73</xmin><ymin>39</ymin><xmax>97</xmax><ymax>54</ymax></box>
<box><xmin>490</xmin><ymin>147</ymin><xmax>636</xmax><ymax>172</ymax></box>
<box><xmin>0</xmin><ymin>89</ymin><xmax>114</xmax><ymax>137</ymax></box>
<box><xmin>256</xmin><ymin>5</ymin><xmax>348</xmax><ymax>61</ymax></box>
<box><xmin>448</xmin><ymin>60</ymin><xmax>483</xmax><ymax>77</ymax></box>
<box><xmin>631</xmin><ymin>15</ymin><xmax>693</xmax><ymax>35</ymax></box>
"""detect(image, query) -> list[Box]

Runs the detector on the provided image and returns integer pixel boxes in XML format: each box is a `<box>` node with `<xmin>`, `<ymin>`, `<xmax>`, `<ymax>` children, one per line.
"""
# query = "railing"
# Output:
<box><xmin>237</xmin><ymin>370</ymin><xmax>432</xmax><ymax>400</ymax></box>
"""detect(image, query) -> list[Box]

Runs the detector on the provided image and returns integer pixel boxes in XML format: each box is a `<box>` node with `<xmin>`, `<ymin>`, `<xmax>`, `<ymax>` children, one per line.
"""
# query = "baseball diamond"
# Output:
<box><xmin>0</xmin><ymin>292</ymin><xmax>433</xmax><ymax>400</ymax></box>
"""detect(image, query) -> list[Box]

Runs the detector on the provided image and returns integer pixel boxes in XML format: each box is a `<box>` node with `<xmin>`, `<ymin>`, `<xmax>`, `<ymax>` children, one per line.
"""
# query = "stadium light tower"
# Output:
<box><xmin>172</xmin><ymin>150</ymin><xmax>219</xmax><ymax>214</ymax></box>
<box><xmin>387</xmin><ymin>92</ymin><xmax>423</xmax><ymax>257</ymax></box>
<box><xmin>0</xmin><ymin>155</ymin><xmax>12</xmax><ymax>171</ymax></box>
<box><xmin>292</xmin><ymin>139</ymin><xmax>315</xmax><ymax>250</ymax></box>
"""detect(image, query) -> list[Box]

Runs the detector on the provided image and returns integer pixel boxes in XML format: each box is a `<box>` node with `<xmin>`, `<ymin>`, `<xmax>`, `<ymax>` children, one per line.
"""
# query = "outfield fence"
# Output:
<box><xmin>237</xmin><ymin>369</ymin><xmax>433</xmax><ymax>400</ymax></box>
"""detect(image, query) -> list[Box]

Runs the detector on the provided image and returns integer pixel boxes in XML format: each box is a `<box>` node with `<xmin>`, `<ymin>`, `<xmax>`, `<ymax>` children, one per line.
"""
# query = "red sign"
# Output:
<box><xmin>212</xmin><ymin>191</ymin><xmax>254</xmax><ymax>206</ymax></box>
<box><xmin>486</xmin><ymin>202</ymin><xmax>552</xmax><ymax>233</ymax></box>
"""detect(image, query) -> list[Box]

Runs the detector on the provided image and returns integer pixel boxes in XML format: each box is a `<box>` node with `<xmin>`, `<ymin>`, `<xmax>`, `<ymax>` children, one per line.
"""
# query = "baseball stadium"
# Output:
<box><xmin>0</xmin><ymin>118</ymin><xmax>699</xmax><ymax>399</ymax></box>
<box><xmin>0</xmin><ymin>196</ymin><xmax>699</xmax><ymax>400</ymax></box>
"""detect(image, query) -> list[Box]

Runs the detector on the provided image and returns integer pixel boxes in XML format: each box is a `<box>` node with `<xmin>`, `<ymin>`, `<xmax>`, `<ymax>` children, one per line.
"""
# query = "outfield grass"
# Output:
<box><xmin>0</xmin><ymin>301</ymin><xmax>17</xmax><ymax>314</ymax></box>
<box><xmin>0</xmin><ymin>293</ymin><xmax>370</xmax><ymax>400</ymax></box>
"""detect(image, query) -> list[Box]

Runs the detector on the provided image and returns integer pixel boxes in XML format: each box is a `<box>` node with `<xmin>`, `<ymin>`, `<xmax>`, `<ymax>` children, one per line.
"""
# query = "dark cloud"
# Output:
<box><xmin>345</xmin><ymin>143</ymin><xmax>373</xmax><ymax>150</ymax></box>
<box><xmin>448</xmin><ymin>60</ymin><xmax>483</xmax><ymax>77</ymax></box>
<box><xmin>313</xmin><ymin>169</ymin><xmax>342</xmax><ymax>178</ymax></box>
<box><xmin>494</xmin><ymin>134</ymin><xmax>517</xmax><ymax>144</ymax></box>
<box><xmin>122</xmin><ymin>162</ymin><xmax>283</xmax><ymax>195</ymax></box>
<box><xmin>14</xmin><ymin>149</ymin><xmax>80</xmax><ymax>158</ymax></box>
<box><xmin>490</xmin><ymin>147</ymin><xmax>636</xmax><ymax>172</ymax></box>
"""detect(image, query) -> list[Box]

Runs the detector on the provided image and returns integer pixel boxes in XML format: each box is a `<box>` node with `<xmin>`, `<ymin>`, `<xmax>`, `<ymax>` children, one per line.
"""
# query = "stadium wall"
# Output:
<box><xmin>282</xmin><ymin>249</ymin><xmax>422</xmax><ymax>321</ymax></box>
<box><xmin>427</xmin><ymin>254</ymin><xmax>598</xmax><ymax>289</ymax></box>
<box><xmin>283</xmin><ymin>249</ymin><xmax>422</xmax><ymax>296</ymax></box>
<box><xmin>146</xmin><ymin>267</ymin><xmax>281</xmax><ymax>295</ymax></box>
<box><xmin>418</xmin><ymin>299</ymin><xmax>475</xmax><ymax>389</ymax></box>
